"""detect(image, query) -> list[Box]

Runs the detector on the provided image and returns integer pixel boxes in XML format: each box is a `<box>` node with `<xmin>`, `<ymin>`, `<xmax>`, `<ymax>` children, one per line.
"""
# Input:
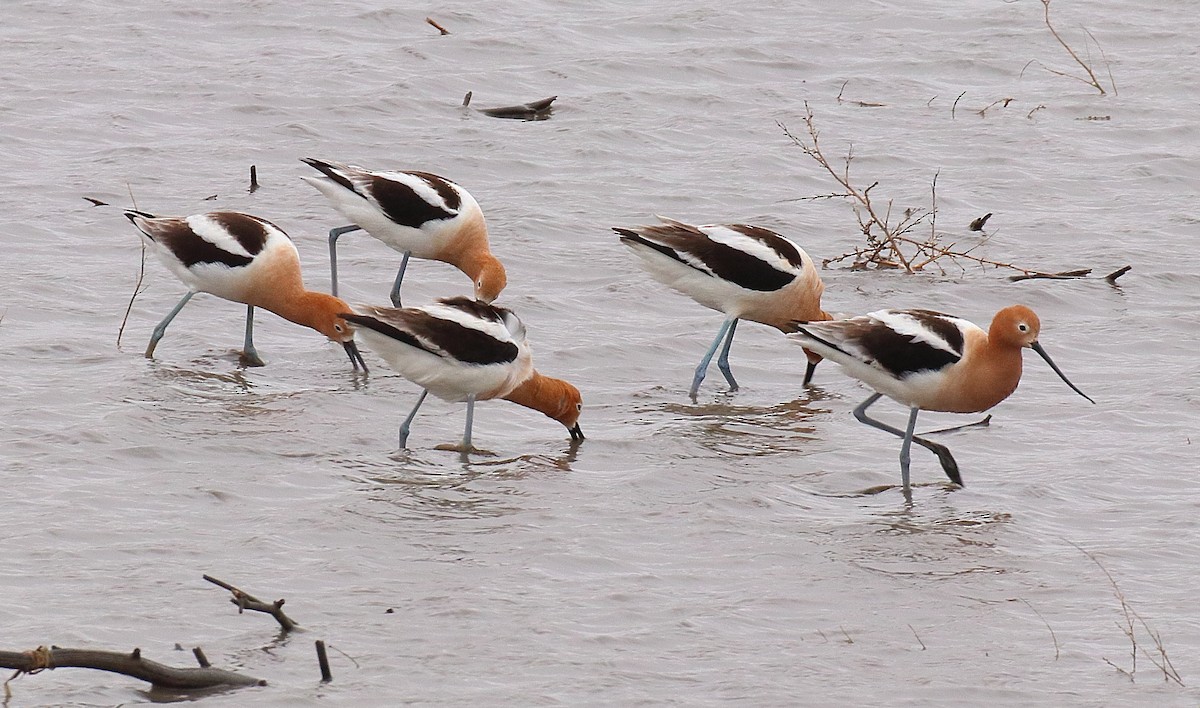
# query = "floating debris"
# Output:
<box><xmin>969</xmin><ymin>213</ymin><xmax>992</xmax><ymax>231</ymax></box>
<box><xmin>426</xmin><ymin>17</ymin><xmax>449</xmax><ymax>35</ymax></box>
<box><xmin>248</xmin><ymin>165</ymin><xmax>260</xmax><ymax>193</ymax></box>
<box><xmin>83</xmin><ymin>197</ymin><xmax>108</xmax><ymax>207</ymax></box>
<box><xmin>463</xmin><ymin>91</ymin><xmax>556</xmax><ymax>121</ymax></box>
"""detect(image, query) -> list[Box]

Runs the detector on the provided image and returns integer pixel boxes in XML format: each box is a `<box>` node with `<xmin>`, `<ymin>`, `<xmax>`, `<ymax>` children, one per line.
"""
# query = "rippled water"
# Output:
<box><xmin>3</xmin><ymin>0</ymin><xmax>1199</xmax><ymax>705</ymax></box>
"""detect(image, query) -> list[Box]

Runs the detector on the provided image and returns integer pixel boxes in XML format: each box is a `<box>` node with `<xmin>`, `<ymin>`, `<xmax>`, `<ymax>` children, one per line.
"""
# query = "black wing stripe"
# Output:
<box><xmin>859</xmin><ymin>324</ymin><xmax>962</xmax><ymax>378</ymax></box>
<box><xmin>212</xmin><ymin>212</ymin><xmax>271</xmax><ymax>256</ymax></box>
<box><xmin>301</xmin><ymin>158</ymin><xmax>358</xmax><ymax>194</ymax></box>
<box><xmin>343</xmin><ymin>312</ymin><xmax>519</xmax><ymax>366</ymax></box>
<box><xmin>616</xmin><ymin>231</ymin><xmax>699</xmax><ymax>271</ymax></box>
<box><xmin>371</xmin><ymin>175</ymin><xmax>457</xmax><ymax>228</ymax></box>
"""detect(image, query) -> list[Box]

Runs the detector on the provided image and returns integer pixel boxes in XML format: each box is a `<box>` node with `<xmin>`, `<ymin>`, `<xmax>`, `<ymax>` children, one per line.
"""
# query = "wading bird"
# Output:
<box><xmin>788</xmin><ymin>305</ymin><xmax>1094</xmax><ymax>496</ymax></box>
<box><xmin>124</xmin><ymin>210</ymin><xmax>367</xmax><ymax>371</ymax></box>
<box><xmin>615</xmin><ymin>216</ymin><xmax>831</xmax><ymax>399</ymax></box>
<box><xmin>341</xmin><ymin>297</ymin><xmax>583</xmax><ymax>450</ymax></box>
<box><xmin>300</xmin><ymin>158</ymin><xmax>506</xmax><ymax>306</ymax></box>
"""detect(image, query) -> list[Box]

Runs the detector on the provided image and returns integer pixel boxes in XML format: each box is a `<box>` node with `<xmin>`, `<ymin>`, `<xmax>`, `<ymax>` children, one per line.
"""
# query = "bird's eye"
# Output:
<box><xmin>334</xmin><ymin>323</ymin><xmax>344</xmax><ymax>333</ymax></box>
<box><xmin>1018</xmin><ymin>323</ymin><xmax>1028</xmax><ymax>332</ymax></box>
<box><xmin>576</xmin><ymin>403</ymin><xmax>583</xmax><ymax>411</ymax></box>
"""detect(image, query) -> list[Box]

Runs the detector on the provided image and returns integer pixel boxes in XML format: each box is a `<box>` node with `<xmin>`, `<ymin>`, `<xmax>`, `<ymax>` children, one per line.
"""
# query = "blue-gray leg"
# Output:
<box><xmin>145</xmin><ymin>291</ymin><xmax>196</xmax><ymax>358</ymax></box>
<box><xmin>852</xmin><ymin>393</ymin><xmax>962</xmax><ymax>489</ymax></box>
<box><xmin>388</xmin><ymin>251</ymin><xmax>412</xmax><ymax>307</ymax></box>
<box><xmin>328</xmin><ymin>224</ymin><xmax>362</xmax><ymax>298</ymax></box>
<box><xmin>398</xmin><ymin>389</ymin><xmax>430</xmax><ymax>449</ymax></box>
<box><xmin>241</xmin><ymin>304</ymin><xmax>265</xmax><ymax>367</ymax></box>
<box><xmin>898</xmin><ymin>406</ymin><xmax>920</xmax><ymax>496</ymax></box>
<box><xmin>715</xmin><ymin>318</ymin><xmax>740</xmax><ymax>390</ymax></box>
<box><xmin>461</xmin><ymin>393</ymin><xmax>476</xmax><ymax>450</ymax></box>
<box><xmin>690</xmin><ymin>317</ymin><xmax>738</xmax><ymax>400</ymax></box>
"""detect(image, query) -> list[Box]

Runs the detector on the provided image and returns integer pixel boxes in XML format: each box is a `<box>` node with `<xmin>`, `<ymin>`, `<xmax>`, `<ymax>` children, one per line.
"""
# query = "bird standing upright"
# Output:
<box><xmin>789</xmin><ymin>305</ymin><xmax>1094</xmax><ymax>496</ymax></box>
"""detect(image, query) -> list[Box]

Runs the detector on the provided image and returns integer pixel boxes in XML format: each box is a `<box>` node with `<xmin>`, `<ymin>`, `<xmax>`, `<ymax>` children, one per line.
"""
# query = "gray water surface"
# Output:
<box><xmin>2</xmin><ymin>1</ymin><xmax>1199</xmax><ymax>705</ymax></box>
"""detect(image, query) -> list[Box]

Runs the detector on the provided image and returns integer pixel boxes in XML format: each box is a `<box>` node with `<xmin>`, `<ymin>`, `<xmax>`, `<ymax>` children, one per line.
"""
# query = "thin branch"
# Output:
<box><xmin>951</xmin><ymin>91</ymin><xmax>967</xmax><ymax>119</ymax></box>
<box><xmin>116</xmin><ymin>184</ymin><xmax>146</xmax><ymax>350</ymax></box>
<box><xmin>1038</xmin><ymin>0</ymin><xmax>1108</xmax><ymax>94</ymax></box>
<box><xmin>1018</xmin><ymin>599</ymin><xmax>1060</xmax><ymax>660</ymax></box>
<box><xmin>908</xmin><ymin>624</ymin><xmax>927</xmax><ymax>651</ymax></box>
<box><xmin>203</xmin><ymin>574</ymin><xmax>298</xmax><ymax>632</ymax></box>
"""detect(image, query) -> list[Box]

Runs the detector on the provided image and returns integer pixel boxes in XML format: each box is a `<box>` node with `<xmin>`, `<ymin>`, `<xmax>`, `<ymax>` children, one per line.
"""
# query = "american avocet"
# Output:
<box><xmin>341</xmin><ymin>296</ymin><xmax>583</xmax><ymax>450</ymax></box>
<box><xmin>788</xmin><ymin>306</ymin><xmax>1094</xmax><ymax>495</ymax></box>
<box><xmin>614</xmin><ymin>216</ymin><xmax>831</xmax><ymax>400</ymax></box>
<box><xmin>124</xmin><ymin>210</ymin><xmax>368</xmax><ymax>371</ymax></box>
<box><xmin>300</xmin><ymin>158</ymin><xmax>506</xmax><ymax>306</ymax></box>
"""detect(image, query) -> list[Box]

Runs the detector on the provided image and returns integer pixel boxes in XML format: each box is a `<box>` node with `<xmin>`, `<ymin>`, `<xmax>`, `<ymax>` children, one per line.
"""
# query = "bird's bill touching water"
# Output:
<box><xmin>343</xmin><ymin>340</ymin><xmax>369</xmax><ymax>373</ymax></box>
<box><xmin>568</xmin><ymin>423</ymin><xmax>584</xmax><ymax>441</ymax></box>
<box><xmin>1030</xmin><ymin>341</ymin><xmax>1093</xmax><ymax>404</ymax></box>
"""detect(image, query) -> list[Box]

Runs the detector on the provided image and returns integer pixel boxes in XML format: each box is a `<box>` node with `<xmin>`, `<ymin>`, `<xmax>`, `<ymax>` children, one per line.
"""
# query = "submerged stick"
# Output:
<box><xmin>0</xmin><ymin>646</ymin><xmax>264</xmax><ymax>689</ymax></box>
<box><xmin>248</xmin><ymin>165</ymin><xmax>260</xmax><ymax>193</ymax></box>
<box><xmin>203</xmin><ymin>574</ymin><xmax>297</xmax><ymax>632</ymax></box>
<box><xmin>1008</xmin><ymin>268</ymin><xmax>1091</xmax><ymax>282</ymax></box>
<box><xmin>1104</xmin><ymin>265</ymin><xmax>1131</xmax><ymax>284</ymax></box>
<box><xmin>426</xmin><ymin>17</ymin><xmax>450</xmax><ymax>35</ymax></box>
<box><xmin>315</xmin><ymin>640</ymin><xmax>332</xmax><ymax>682</ymax></box>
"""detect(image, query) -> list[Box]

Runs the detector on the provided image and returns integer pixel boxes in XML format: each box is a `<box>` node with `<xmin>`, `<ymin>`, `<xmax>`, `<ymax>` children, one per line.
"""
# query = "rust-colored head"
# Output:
<box><xmin>285</xmin><ymin>292</ymin><xmax>368</xmax><ymax>371</ymax></box>
<box><xmin>991</xmin><ymin>305</ymin><xmax>1093</xmax><ymax>404</ymax></box>
<box><xmin>989</xmin><ymin>305</ymin><xmax>1041</xmax><ymax>349</ymax></box>
<box><xmin>473</xmin><ymin>254</ymin><xmax>508</xmax><ymax>303</ymax></box>
<box><xmin>504</xmin><ymin>372</ymin><xmax>584</xmax><ymax>440</ymax></box>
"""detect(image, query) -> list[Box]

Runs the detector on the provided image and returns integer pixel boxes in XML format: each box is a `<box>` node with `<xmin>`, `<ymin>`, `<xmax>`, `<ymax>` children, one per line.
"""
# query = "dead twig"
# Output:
<box><xmin>1104</xmin><ymin>265</ymin><xmax>1131</xmax><ymax>284</ymax></box>
<box><xmin>426</xmin><ymin>17</ymin><xmax>450</xmax><ymax>35</ymax></box>
<box><xmin>203</xmin><ymin>574</ymin><xmax>298</xmax><ymax>632</ymax></box>
<box><xmin>951</xmin><ymin>91</ymin><xmax>967</xmax><ymax>119</ymax></box>
<box><xmin>1008</xmin><ymin>268</ymin><xmax>1092</xmax><ymax>282</ymax></box>
<box><xmin>1035</xmin><ymin>0</ymin><xmax>1114</xmax><ymax>95</ymax></box>
<box><xmin>116</xmin><ymin>184</ymin><xmax>147</xmax><ymax>350</ymax></box>
<box><xmin>1017</xmin><ymin>598</ymin><xmax>1060</xmax><ymax>660</ymax></box>
<box><xmin>1067</xmin><ymin>541</ymin><xmax>1183</xmax><ymax>685</ymax></box>
<box><xmin>0</xmin><ymin>646</ymin><xmax>264</xmax><ymax>690</ymax></box>
<box><xmin>781</xmin><ymin>106</ymin><xmax>1087</xmax><ymax>279</ymax></box>
<box><xmin>977</xmin><ymin>97</ymin><xmax>1014</xmax><ymax>117</ymax></box>
<box><xmin>835</xmin><ymin>79</ymin><xmax>884</xmax><ymax>107</ymax></box>
<box><xmin>315</xmin><ymin>640</ymin><xmax>332</xmax><ymax>682</ymax></box>
<box><xmin>908</xmin><ymin>624</ymin><xmax>927</xmax><ymax>651</ymax></box>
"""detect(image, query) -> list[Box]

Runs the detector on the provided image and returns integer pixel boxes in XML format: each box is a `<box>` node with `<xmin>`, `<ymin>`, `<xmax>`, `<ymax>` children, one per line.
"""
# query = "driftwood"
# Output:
<box><xmin>203</xmin><ymin>575</ymin><xmax>297</xmax><ymax>632</ymax></box>
<box><xmin>426</xmin><ymin>17</ymin><xmax>450</xmax><ymax>35</ymax></box>
<box><xmin>461</xmin><ymin>91</ymin><xmax>556</xmax><ymax>120</ymax></box>
<box><xmin>0</xmin><ymin>646</ymin><xmax>264</xmax><ymax>689</ymax></box>
<box><xmin>248</xmin><ymin>165</ymin><xmax>260</xmax><ymax>193</ymax></box>
<box><xmin>315</xmin><ymin>640</ymin><xmax>332</xmax><ymax>683</ymax></box>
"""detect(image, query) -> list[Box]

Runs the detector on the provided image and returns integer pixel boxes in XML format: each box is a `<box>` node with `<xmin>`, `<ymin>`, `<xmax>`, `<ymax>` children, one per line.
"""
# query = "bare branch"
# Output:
<box><xmin>204</xmin><ymin>574</ymin><xmax>298</xmax><ymax>632</ymax></box>
<box><xmin>0</xmin><ymin>646</ymin><xmax>263</xmax><ymax>690</ymax></box>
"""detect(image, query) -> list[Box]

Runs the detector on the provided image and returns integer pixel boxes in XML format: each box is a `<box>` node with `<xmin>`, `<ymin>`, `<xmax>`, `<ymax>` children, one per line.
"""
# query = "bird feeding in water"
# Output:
<box><xmin>124</xmin><ymin>210</ymin><xmax>367</xmax><ymax>371</ymax></box>
<box><xmin>340</xmin><ymin>297</ymin><xmax>583</xmax><ymax>451</ymax></box>
<box><xmin>788</xmin><ymin>305</ymin><xmax>1093</xmax><ymax>496</ymax></box>
<box><xmin>300</xmin><ymin>158</ymin><xmax>506</xmax><ymax>307</ymax></box>
<box><xmin>615</xmin><ymin>216</ymin><xmax>832</xmax><ymax>400</ymax></box>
